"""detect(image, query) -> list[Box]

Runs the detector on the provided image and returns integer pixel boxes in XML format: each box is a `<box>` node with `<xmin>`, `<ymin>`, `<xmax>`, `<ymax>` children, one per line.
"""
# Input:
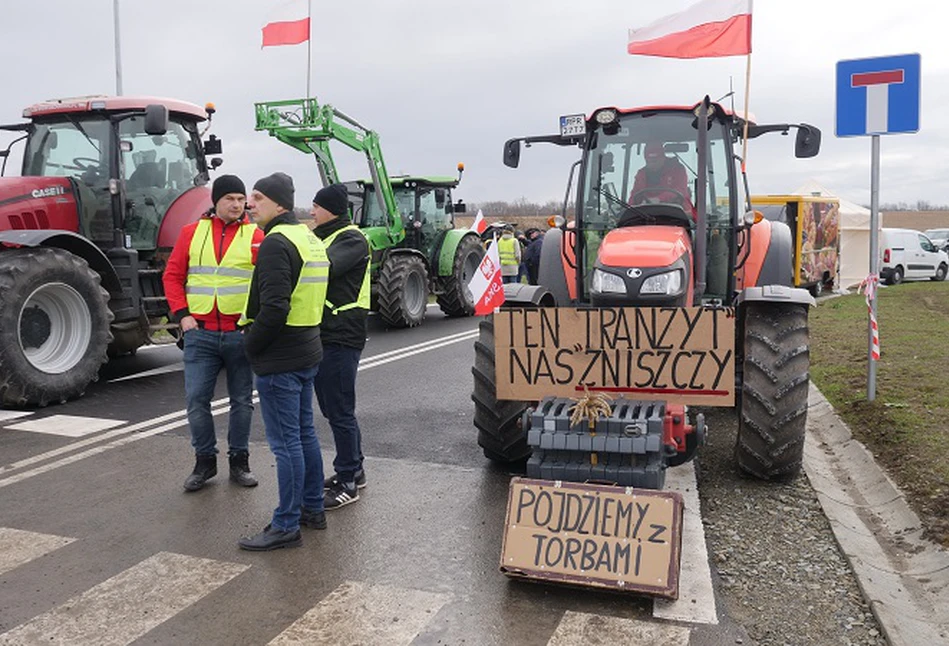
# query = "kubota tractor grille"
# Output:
<box><xmin>525</xmin><ymin>397</ymin><xmax>667</xmax><ymax>489</ymax></box>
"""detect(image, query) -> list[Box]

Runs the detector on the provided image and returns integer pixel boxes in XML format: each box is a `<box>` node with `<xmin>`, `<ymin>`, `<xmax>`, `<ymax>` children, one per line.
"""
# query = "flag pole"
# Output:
<box><xmin>113</xmin><ymin>0</ymin><xmax>123</xmax><ymax>95</ymax></box>
<box><xmin>740</xmin><ymin>52</ymin><xmax>751</xmax><ymax>173</ymax></box>
<box><xmin>306</xmin><ymin>0</ymin><xmax>312</xmax><ymax>98</ymax></box>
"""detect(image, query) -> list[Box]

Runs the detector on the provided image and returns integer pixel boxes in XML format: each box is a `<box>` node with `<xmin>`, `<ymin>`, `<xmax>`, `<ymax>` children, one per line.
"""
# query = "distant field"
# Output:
<box><xmin>809</xmin><ymin>281</ymin><xmax>949</xmax><ymax>546</ymax></box>
<box><xmin>455</xmin><ymin>214</ymin><xmax>553</xmax><ymax>232</ymax></box>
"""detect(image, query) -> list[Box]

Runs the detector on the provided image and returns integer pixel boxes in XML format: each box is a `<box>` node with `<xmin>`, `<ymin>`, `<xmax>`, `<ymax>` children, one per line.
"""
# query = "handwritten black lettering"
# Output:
<box><xmin>599</xmin><ymin>308</ymin><xmax>618</xmax><ymax>349</ymax></box>
<box><xmin>648</xmin><ymin>523</ymin><xmax>668</xmax><ymax>544</ymax></box>
<box><xmin>635</xmin><ymin>309</ymin><xmax>657</xmax><ymax>348</ymax></box>
<box><xmin>599</xmin><ymin>497</ymin><xmax>615</xmax><ymax>538</ymax></box>
<box><xmin>516</xmin><ymin>487</ymin><xmax>536</xmax><ymax>524</ymax></box>
<box><xmin>632</xmin><ymin>502</ymin><xmax>649</xmax><ymax>539</ymax></box>
<box><xmin>614</xmin><ymin>500</ymin><xmax>634</xmax><ymax>538</ymax></box>
<box><xmin>554</xmin><ymin>349</ymin><xmax>575</xmax><ymax>385</ymax></box>
<box><xmin>671</xmin><ymin>351</ymin><xmax>693</xmax><ymax>390</ymax></box>
<box><xmin>564</xmin><ymin>537</ymin><xmax>582</xmax><ymax>569</ymax></box>
<box><xmin>635</xmin><ymin>351</ymin><xmax>656</xmax><ymax>387</ymax></box>
<box><xmin>679</xmin><ymin>308</ymin><xmax>703</xmax><ymax>349</ymax></box>
<box><xmin>578</xmin><ymin>350</ymin><xmax>600</xmax><ymax>386</ymax></box>
<box><xmin>655</xmin><ymin>308</ymin><xmax>678</xmax><ymax>349</ymax></box>
<box><xmin>653</xmin><ymin>351</ymin><xmax>672</xmax><ymax>389</ymax></box>
<box><xmin>709</xmin><ymin>349</ymin><xmax>733</xmax><ymax>390</ymax></box>
<box><xmin>533</xmin><ymin>491</ymin><xmax>553</xmax><ymax>527</ymax></box>
<box><xmin>540</xmin><ymin>308</ymin><xmax>560</xmax><ymax>347</ymax></box>
<box><xmin>689</xmin><ymin>352</ymin><xmax>707</xmax><ymax>389</ymax></box>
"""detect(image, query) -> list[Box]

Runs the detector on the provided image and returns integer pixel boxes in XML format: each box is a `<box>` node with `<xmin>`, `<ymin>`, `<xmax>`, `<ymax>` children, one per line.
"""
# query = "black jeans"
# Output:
<box><xmin>314</xmin><ymin>343</ymin><xmax>364</xmax><ymax>483</ymax></box>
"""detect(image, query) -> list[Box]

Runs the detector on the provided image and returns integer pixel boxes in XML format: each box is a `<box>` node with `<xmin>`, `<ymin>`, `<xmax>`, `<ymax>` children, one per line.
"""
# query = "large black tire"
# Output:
<box><xmin>931</xmin><ymin>263</ymin><xmax>947</xmax><ymax>282</ymax></box>
<box><xmin>377</xmin><ymin>254</ymin><xmax>428</xmax><ymax>328</ymax></box>
<box><xmin>437</xmin><ymin>234</ymin><xmax>484</xmax><ymax>318</ymax></box>
<box><xmin>887</xmin><ymin>265</ymin><xmax>904</xmax><ymax>285</ymax></box>
<box><xmin>471</xmin><ymin>316</ymin><xmax>532</xmax><ymax>462</ymax></box>
<box><xmin>0</xmin><ymin>248</ymin><xmax>113</xmax><ymax>407</ymax></box>
<box><xmin>736</xmin><ymin>303</ymin><xmax>810</xmax><ymax>481</ymax></box>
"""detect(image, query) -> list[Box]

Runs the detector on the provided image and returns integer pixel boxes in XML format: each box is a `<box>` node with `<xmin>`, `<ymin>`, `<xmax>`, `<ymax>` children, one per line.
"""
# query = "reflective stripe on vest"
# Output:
<box><xmin>321</xmin><ymin>224</ymin><xmax>371</xmax><ymax>315</ymax></box>
<box><xmin>185</xmin><ymin>218</ymin><xmax>256</xmax><ymax>315</ymax></box>
<box><xmin>242</xmin><ymin>223</ymin><xmax>329</xmax><ymax>327</ymax></box>
<box><xmin>497</xmin><ymin>236</ymin><xmax>518</xmax><ymax>266</ymax></box>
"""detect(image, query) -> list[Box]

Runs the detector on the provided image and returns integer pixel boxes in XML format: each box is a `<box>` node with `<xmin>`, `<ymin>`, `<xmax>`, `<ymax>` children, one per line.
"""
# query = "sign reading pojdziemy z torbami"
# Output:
<box><xmin>494</xmin><ymin>307</ymin><xmax>735</xmax><ymax>406</ymax></box>
<box><xmin>501</xmin><ymin>478</ymin><xmax>684</xmax><ymax>598</ymax></box>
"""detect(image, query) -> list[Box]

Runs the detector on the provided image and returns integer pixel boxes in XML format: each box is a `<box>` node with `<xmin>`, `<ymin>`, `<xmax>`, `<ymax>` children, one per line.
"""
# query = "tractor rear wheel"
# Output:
<box><xmin>0</xmin><ymin>248</ymin><xmax>113</xmax><ymax>407</ymax></box>
<box><xmin>377</xmin><ymin>254</ymin><xmax>428</xmax><ymax>328</ymax></box>
<box><xmin>438</xmin><ymin>235</ymin><xmax>484</xmax><ymax>318</ymax></box>
<box><xmin>472</xmin><ymin>316</ymin><xmax>532</xmax><ymax>462</ymax></box>
<box><xmin>736</xmin><ymin>303</ymin><xmax>810</xmax><ymax>481</ymax></box>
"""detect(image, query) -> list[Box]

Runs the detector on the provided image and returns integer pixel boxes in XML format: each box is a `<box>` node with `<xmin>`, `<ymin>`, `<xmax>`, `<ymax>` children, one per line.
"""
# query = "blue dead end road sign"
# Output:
<box><xmin>836</xmin><ymin>54</ymin><xmax>920</xmax><ymax>137</ymax></box>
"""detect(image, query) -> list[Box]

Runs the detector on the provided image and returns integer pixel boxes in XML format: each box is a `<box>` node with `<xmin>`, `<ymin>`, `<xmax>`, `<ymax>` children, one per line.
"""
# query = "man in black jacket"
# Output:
<box><xmin>310</xmin><ymin>183</ymin><xmax>370</xmax><ymax>509</ymax></box>
<box><xmin>238</xmin><ymin>172</ymin><xmax>331</xmax><ymax>552</ymax></box>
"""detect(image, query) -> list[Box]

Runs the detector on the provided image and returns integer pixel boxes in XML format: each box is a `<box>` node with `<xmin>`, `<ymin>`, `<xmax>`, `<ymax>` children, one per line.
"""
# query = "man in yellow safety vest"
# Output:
<box><xmin>162</xmin><ymin>174</ymin><xmax>265</xmax><ymax>492</ymax></box>
<box><xmin>497</xmin><ymin>224</ymin><xmax>521</xmax><ymax>284</ymax></box>
<box><xmin>238</xmin><ymin>172</ymin><xmax>330</xmax><ymax>552</ymax></box>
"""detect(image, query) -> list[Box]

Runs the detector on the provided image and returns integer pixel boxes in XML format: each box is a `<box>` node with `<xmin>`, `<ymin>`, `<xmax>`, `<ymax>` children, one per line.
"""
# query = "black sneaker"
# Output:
<box><xmin>324</xmin><ymin>469</ymin><xmax>367</xmax><ymax>490</ymax></box>
<box><xmin>324</xmin><ymin>481</ymin><xmax>359</xmax><ymax>510</ymax></box>
<box><xmin>237</xmin><ymin>525</ymin><xmax>302</xmax><ymax>551</ymax></box>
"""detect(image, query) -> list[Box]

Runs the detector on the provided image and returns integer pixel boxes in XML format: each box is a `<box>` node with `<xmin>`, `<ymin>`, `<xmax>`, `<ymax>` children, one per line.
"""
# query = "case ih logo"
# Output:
<box><xmin>480</xmin><ymin>255</ymin><xmax>497</xmax><ymax>279</ymax></box>
<box><xmin>31</xmin><ymin>186</ymin><xmax>66</xmax><ymax>199</ymax></box>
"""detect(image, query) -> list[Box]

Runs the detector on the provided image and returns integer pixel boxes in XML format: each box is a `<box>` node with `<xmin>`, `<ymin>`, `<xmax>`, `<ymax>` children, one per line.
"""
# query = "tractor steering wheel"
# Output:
<box><xmin>631</xmin><ymin>187</ymin><xmax>688</xmax><ymax>207</ymax></box>
<box><xmin>72</xmin><ymin>157</ymin><xmax>101</xmax><ymax>171</ymax></box>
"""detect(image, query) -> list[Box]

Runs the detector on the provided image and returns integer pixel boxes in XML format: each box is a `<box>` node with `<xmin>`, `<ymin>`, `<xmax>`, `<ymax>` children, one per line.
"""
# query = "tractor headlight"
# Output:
<box><xmin>641</xmin><ymin>270</ymin><xmax>682</xmax><ymax>295</ymax></box>
<box><xmin>591</xmin><ymin>269</ymin><xmax>626</xmax><ymax>294</ymax></box>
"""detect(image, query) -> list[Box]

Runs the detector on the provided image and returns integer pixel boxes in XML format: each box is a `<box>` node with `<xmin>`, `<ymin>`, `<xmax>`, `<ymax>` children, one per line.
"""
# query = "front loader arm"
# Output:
<box><xmin>254</xmin><ymin>98</ymin><xmax>403</xmax><ymax>243</ymax></box>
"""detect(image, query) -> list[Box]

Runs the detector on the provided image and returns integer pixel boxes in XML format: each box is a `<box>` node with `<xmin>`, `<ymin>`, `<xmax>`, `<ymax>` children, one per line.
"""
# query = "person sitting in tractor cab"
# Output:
<box><xmin>629</xmin><ymin>141</ymin><xmax>695</xmax><ymax>217</ymax></box>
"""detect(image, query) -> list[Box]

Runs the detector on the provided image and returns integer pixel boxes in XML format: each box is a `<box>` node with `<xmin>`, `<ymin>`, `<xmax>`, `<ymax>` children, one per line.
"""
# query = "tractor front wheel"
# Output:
<box><xmin>736</xmin><ymin>303</ymin><xmax>810</xmax><ymax>481</ymax></box>
<box><xmin>472</xmin><ymin>316</ymin><xmax>532</xmax><ymax>462</ymax></box>
<box><xmin>438</xmin><ymin>235</ymin><xmax>484</xmax><ymax>318</ymax></box>
<box><xmin>0</xmin><ymin>248</ymin><xmax>113</xmax><ymax>407</ymax></box>
<box><xmin>377</xmin><ymin>254</ymin><xmax>428</xmax><ymax>328</ymax></box>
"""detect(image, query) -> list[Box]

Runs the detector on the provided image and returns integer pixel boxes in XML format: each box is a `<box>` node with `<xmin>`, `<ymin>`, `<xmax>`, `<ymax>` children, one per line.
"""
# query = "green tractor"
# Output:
<box><xmin>254</xmin><ymin>98</ymin><xmax>484</xmax><ymax>328</ymax></box>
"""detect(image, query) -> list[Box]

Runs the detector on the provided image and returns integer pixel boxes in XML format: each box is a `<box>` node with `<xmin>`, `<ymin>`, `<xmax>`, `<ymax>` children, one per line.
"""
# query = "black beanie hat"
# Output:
<box><xmin>211</xmin><ymin>174</ymin><xmax>246</xmax><ymax>206</ymax></box>
<box><xmin>253</xmin><ymin>172</ymin><xmax>295</xmax><ymax>211</ymax></box>
<box><xmin>312</xmin><ymin>183</ymin><xmax>349</xmax><ymax>216</ymax></box>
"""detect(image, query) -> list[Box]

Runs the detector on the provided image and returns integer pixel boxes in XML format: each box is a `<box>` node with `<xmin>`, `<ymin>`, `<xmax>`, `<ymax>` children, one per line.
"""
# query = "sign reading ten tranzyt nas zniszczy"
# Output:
<box><xmin>494</xmin><ymin>307</ymin><xmax>736</xmax><ymax>406</ymax></box>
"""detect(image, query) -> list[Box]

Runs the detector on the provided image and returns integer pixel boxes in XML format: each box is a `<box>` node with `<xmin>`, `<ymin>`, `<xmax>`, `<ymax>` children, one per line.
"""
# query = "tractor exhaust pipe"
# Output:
<box><xmin>694</xmin><ymin>96</ymin><xmax>710</xmax><ymax>304</ymax></box>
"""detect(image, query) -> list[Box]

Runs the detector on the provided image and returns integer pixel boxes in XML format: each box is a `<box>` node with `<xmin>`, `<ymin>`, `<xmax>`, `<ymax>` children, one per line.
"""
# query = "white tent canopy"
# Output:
<box><xmin>793</xmin><ymin>180</ymin><xmax>877</xmax><ymax>289</ymax></box>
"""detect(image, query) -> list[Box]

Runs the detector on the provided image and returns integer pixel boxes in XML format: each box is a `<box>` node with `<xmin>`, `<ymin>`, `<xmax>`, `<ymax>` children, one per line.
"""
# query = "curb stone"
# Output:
<box><xmin>804</xmin><ymin>382</ymin><xmax>949</xmax><ymax>646</ymax></box>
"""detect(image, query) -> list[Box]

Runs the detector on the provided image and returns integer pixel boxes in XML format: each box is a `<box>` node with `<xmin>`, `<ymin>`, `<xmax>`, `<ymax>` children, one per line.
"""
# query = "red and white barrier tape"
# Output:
<box><xmin>858</xmin><ymin>274</ymin><xmax>880</xmax><ymax>360</ymax></box>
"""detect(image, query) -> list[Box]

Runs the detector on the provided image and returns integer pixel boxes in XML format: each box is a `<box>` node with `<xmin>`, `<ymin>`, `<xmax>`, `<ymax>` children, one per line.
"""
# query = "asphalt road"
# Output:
<box><xmin>0</xmin><ymin>307</ymin><xmax>881</xmax><ymax>645</ymax></box>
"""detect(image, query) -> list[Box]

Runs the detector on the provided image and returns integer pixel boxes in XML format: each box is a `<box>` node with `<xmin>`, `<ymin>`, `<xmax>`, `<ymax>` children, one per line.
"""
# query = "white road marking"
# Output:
<box><xmin>108</xmin><ymin>362</ymin><xmax>184</xmax><ymax>383</ymax></box>
<box><xmin>547</xmin><ymin>611</ymin><xmax>690</xmax><ymax>645</ymax></box>
<box><xmin>653</xmin><ymin>462</ymin><xmax>719</xmax><ymax>625</ymax></box>
<box><xmin>0</xmin><ymin>411</ymin><xmax>32</xmax><ymax>423</ymax></box>
<box><xmin>0</xmin><ymin>528</ymin><xmax>76</xmax><ymax>577</ymax></box>
<box><xmin>268</xmin><ymin>580</ymin><xmax>449</xmax><ymax>646</ymax></box>
<box><xmin>4</xmin><ymin>415</ymin><xmax>127</xmax><ymax>438</ymax></box>
<box><xmin>0</xmin><ymin>327</ymin><xmax>479</xmax><ymax>486</ymax></box>
<box><xmin>0</xmin><ymin>551</ymin><xmax>248</xmax><ymax>646</ymax></box>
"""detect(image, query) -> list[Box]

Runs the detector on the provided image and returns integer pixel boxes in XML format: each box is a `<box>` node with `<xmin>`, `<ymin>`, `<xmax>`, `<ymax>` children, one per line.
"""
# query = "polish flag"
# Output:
<box><xmin>471</xmin><ymin>209</ymin><xmax>487</xmax><ymax>235</ymax></box>
<box><xmin>262</xmin><ymin>0</ymin><xmax>310</xmax><ymax>48</ymax></box>
<box><xmin>468</xmin><ymin>237</ymin><xmax>505</xmax><ymax>316</ymax></box>
<box><xmin>627</xmin><ymin>0</ymin><xmax>752</xmax><ymax>59</ymax></box>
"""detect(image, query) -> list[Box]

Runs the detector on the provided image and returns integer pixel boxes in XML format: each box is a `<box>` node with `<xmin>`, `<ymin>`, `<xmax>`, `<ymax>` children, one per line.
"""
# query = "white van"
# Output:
<box><xmin>880</xmin><ymin>228</ymin><xmax>949</xmax><ymax>284</ymax></box>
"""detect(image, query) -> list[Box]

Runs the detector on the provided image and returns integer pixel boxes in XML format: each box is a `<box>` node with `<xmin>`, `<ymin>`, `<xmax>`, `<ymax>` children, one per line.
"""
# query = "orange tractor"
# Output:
<box><xmin>472</xmin><ymin>97</ymin><xmax>821</xmax><ymax>484</ymax></box>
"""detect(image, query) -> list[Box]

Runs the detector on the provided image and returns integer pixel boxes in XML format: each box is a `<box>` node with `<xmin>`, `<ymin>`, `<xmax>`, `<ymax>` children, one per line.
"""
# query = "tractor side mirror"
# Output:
<box><xmin>210</xmin><ymin>157</ymin><xmax>223</xmax><ymax>171</ymax></box>
<box><xmin>503</xmin><ymin>139</ymin><xmax>521</xmax><ymax>168</ymax></box>
<box><xmin>454</xmin><ymin>199</ymin><xmax>467</xmax><ymax>213</ymax></box>
<box><xmin>795</xmin><ymin>124</ymin><xmax>821</xmax><ymax>158</ymax></box>
<box><xmin>144</xmin><ymin>104</ymin><xmax>169</xmax><ymax>136</ymax></box>
<box><xmin>204</xmin><ymin>135</ymin><xmax>222</xmax><ymax>156</ymax></box>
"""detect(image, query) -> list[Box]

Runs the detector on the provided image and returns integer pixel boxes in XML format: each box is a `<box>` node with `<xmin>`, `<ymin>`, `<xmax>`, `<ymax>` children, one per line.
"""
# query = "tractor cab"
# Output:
<box><xmin>6</xmin><ymin>96</ymin><xmax>220</xmax><ymax>256</ymax></box>
<box><xmin>357</xmin><ymin>175</ymin><xmax>466</xmax><ymax>262</ymax></box>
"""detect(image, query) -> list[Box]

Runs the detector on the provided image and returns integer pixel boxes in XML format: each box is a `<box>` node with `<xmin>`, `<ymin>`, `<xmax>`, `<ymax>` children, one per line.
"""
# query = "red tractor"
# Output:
<box><xmin>0</xmin><ymin>96</ymin><xmax>223</xmax><ymax>406</ymax></box>
<box><xmin>473</xmin><ymin>97</ymin><xmax>822</xmax><ymax>483</ymax></box>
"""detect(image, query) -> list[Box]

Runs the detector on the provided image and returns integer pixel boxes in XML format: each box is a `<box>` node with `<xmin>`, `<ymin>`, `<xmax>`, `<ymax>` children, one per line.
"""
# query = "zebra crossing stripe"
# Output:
<box><xmin>0</xmin><ymin>551</ymin><xmax>248</xmax><ymax>646</ymax></box>
<box><xmin>653</xmin><ymin>462</ymin><xmax>719</xmax><ymax>625</ymax></box>
<box><xmin>547</xmin><ymin>611</ymin><xmax>690</xmax><ymax>645</ymax></box>
<box><xmin>0</xmin><ymin>528</ymin><xmax>75</xmax><ymax>577</ymax></box>
<box><xmin>268</xmin><ymin>581</ymin><xmax>450</xmax><ymax>646</ymax></box>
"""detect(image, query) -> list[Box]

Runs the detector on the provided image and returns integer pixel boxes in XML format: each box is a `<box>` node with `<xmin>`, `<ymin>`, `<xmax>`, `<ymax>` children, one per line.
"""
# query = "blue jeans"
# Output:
<box><xmin>183</xmin><ymin>328</ymin><xmax>253</xmax><ymax>457</ymax></box>
<box><xmin>257</xmin><ymin>366</ymin><xmax>324</xmax><ymax>532</ymax></box>
<box><xmin>314</xmin><ymin>344</ymin><xmax>363</xmax><ymax>483</ymax></box>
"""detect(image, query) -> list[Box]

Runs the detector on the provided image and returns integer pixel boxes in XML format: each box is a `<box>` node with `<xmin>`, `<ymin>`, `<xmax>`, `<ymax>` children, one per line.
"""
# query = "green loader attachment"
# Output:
<box><xmin>255</xmin><ymin>98</ymin><xmax>484</xmax><ymax>327</ymax></box>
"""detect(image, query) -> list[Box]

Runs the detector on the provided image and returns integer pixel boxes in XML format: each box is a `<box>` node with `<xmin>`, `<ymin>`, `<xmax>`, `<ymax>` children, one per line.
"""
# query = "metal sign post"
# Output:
<box><xmin>836</xmin><ymin>53</ymin><xmax>921</xmax><ymax>401</ymax></box>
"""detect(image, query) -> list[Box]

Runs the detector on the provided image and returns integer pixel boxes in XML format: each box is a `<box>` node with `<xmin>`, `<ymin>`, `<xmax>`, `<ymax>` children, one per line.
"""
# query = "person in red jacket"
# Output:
<box><xmin>629</xmin><ymin>141</ymin><xmax>695</xmax><ymax>216</ymax></box>
<box><xmin>162</xmin><ymin>174</ymin><xmax>265</xmax><ymax>492</ymax></box>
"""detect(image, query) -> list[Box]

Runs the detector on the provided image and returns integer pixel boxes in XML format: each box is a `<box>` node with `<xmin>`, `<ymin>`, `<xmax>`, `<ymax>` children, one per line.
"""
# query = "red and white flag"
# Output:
<box><xmin>468</xmin><ymin>237</ymin><xmax>505</xmax><ymax>316</ymax></box>
<box><xmin>627</xmin><ymin>0</ymin><xmax>752</xmax><ymax>59</ymax></box>
<box><xmin>471</xmin><ymin>209</ymin><xmax>487</xmax><ymax>235</ymax></box>
<box><xmin>262</xmin><ymin>0</ymin><xmax>311</xmax><ymax>48</ymax></box>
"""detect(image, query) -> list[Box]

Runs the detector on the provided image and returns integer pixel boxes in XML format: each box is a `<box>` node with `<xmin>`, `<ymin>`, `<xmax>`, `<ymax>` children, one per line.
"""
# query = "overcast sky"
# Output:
<box><xmin>2</xmin><ymin>0</ymin><xmax>946</xmax><ymax>209</ymax></box>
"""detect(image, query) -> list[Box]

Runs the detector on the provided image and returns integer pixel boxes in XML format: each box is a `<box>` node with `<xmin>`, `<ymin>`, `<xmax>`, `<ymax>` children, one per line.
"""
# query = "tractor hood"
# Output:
<box><xmin>598</xmin><ymin>225</ymin><xmax>691</xmax><ymax>269</ymax></box>
<box><xmin>0</xmin><ymin>176</ymin><xmax>79</xmax><ymax>232</ymax></box>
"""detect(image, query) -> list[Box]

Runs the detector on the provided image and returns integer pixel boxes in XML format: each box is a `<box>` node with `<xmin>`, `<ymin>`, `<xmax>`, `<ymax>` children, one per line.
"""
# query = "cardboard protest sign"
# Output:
<box><xmin>494</xmin><ymin>307</ymin><xmax>735</xmax><ymax>406</ymax></box>
<box><xmin>500</xmin><ymin>478</ymin><xmax>683</xmax><ymax>598</ymax></box>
